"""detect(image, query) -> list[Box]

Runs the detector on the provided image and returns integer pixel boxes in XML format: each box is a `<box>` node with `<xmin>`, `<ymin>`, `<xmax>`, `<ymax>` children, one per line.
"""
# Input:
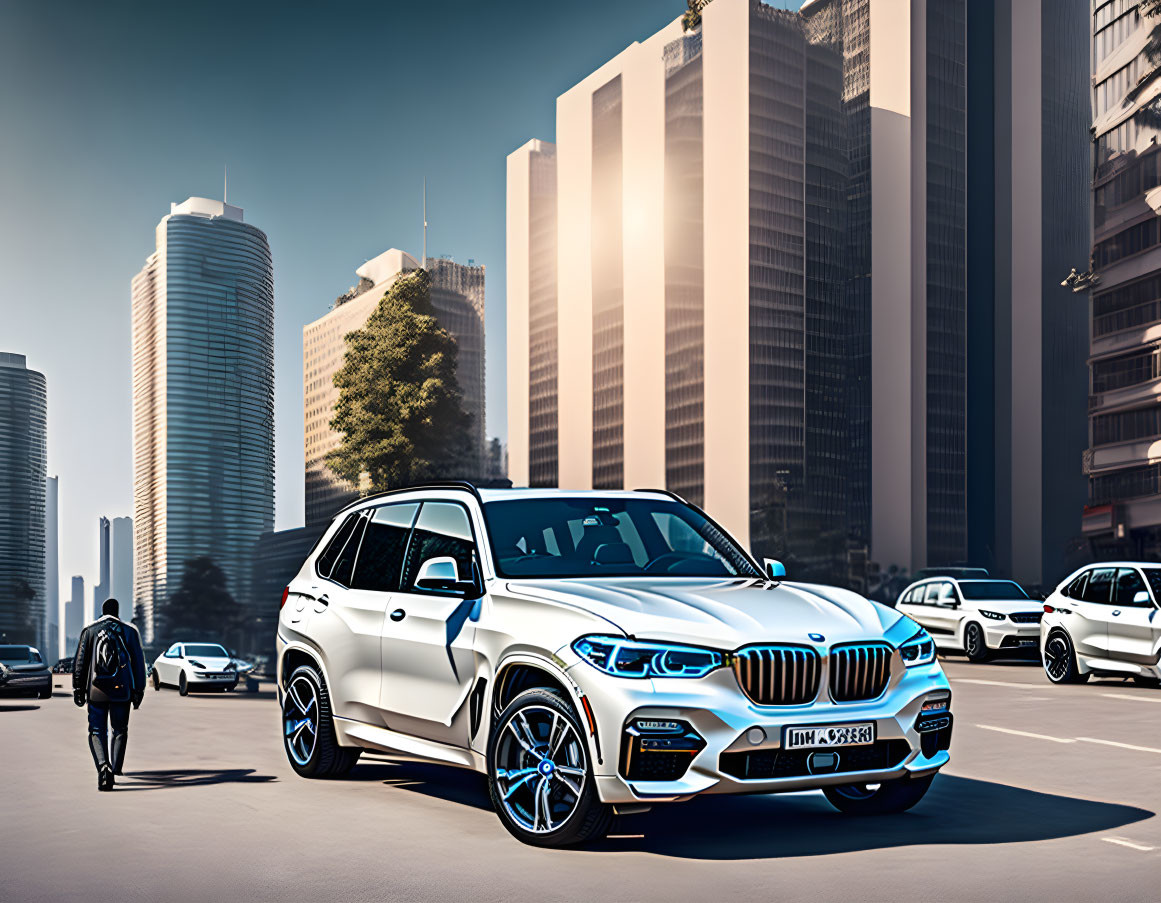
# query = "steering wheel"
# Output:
<box><xmin>642</xmin><ymin>551</ymin><xmax>717</xmax><ymax>574</ymax></box>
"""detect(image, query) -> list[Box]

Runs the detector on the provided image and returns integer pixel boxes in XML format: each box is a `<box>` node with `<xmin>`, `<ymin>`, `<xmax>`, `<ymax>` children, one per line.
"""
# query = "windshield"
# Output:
<box><xmin>957</xmin><ymin>580</ymin><xmax>1029</xmax><ymax>601</ymax></box>
<box><xmin>483</xmin><ymin>498</ymin><xmax>762</xmax><ymax>579</ymax></box>
<box><xmin>184</xmin><ymin>644</ymin><xmax>229</xmax><ymax>658</ymax></box>
<box><xmin>0</xmin><ymin>645</ymin><xmax>32</xmax><ymax>664</ymax></box>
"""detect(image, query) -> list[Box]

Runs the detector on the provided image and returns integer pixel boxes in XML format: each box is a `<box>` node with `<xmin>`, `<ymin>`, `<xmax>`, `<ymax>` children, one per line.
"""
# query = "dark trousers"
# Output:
<box><xmin>87</xmin><ymin>700</ymin><xmax>131</xmax><ymax>774</ymax></box>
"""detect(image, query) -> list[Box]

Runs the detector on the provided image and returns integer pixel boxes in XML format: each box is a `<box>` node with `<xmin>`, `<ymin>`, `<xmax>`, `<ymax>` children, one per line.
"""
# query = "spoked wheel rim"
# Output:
<box><xmin>283</xmin><ymin>675</ymin><xmax>320</xmax><ymax>766</ymax></box>
<box><xmin>965</xmin><ymin>625</ymin><xmax>983</xmax><ymax>658</ymax></box>
<box><xmin>493</xmin><ymin>704</ymin><xmax>587</xmax><ymax>834</ymax></box>
<box><xmin>1044</xmin><ymin>634</ymin><xmax>1071</xmax><ymax>682</ymax></box>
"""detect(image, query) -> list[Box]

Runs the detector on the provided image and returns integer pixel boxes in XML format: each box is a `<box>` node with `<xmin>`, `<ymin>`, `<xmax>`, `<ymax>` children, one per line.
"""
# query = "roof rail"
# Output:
<box><xmin>335</xmin><ymin>480</ymin><xmax>483</xmax><ymax>516</ymax></box>
<box><xmin>633</xmin><ymin>487</ymin><xmax>688</xmax><ymax>504</ymax></box>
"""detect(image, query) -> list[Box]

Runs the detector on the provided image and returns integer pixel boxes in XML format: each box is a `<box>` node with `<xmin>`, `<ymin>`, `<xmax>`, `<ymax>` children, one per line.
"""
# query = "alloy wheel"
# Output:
<box><xmin>283</xmin><ymin>675</ymin><xmax>320</xmax><ymax>767</ymax></box>
<box><xmin>965</xmin><ymin>625</ymin><xmax>983</xmax><ymax>658</ymax></box>
<box><xmin>1044</xmin><ymin>634</ymin><xmax>1070</xmax><ymax>682</ymax></box>
<box><xmin>493</xmin><ymin>704</ymin><xmax>587</xmax><ymax>834</ymax></box>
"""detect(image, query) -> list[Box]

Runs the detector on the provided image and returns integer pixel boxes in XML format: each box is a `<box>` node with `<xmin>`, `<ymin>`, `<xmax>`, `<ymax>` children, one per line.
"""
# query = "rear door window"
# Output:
<box><xmin>351</xmin><ymin>503</ymin><xmax>420</xmax><ymax>592</ymax></box>
<box><xmin>1114</xmin><ymin>568</ymin><xmax>1150</xmax><ymax>607</ymax></box>
<box><xmin>1082</xmin><ymin>568</ymin><xmax>1116</xmax><ymax>604</ymax></box>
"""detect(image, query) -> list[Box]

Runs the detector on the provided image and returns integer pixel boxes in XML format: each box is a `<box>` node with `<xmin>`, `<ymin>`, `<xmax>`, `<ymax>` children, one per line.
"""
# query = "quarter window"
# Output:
<box><xmin>351</xmin><ymin>503</ymin><xmax>420</xmax><ymax>592</ymax></box>
<box><xmin>1064</xmin><ymin>572</ymin><xmax>1088</xmax><ymax>599</ymax></box>
<box><xmin>403</xmin><ymin>502</ymin><xmax>478</xmax><ymax>593</ymax></box>
<box><xmin>317</xmin><ymin>513</ymin><xmax>362</xmax><ymax>580</ymax></box>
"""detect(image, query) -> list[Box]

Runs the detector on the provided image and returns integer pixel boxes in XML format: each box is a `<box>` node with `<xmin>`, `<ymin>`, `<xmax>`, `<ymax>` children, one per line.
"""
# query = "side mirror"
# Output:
<box><xmin>415</xmin><ymin>556</ymin><xmax>477</xmax><ymax>595</ymax></box>
<box><xmin>1134</xmin><ymin>590</ymin><xmax>1151</xmax><ymax>605</ymax></box>
<box><xmin>764</xmin><ymin>558</ymin><xmax>787</xmax><ymax>580</ymax></box>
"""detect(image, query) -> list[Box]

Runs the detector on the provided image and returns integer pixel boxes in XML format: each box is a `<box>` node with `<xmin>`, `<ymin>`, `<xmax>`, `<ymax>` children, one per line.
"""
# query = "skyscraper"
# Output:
<box><xmin>110</xmin><ymin>516</ymin><xmax>133</xmax><ymax>616</ymax></box>
<box><xmin>92</xmin><ymin>516</ymin><xmax>110</xmax><ymax>615</ymax></box>
<box><xmin>1083</xmin><ymin>0</ymin><xmax>1161</xmax><ymax>559</ymax></box>
<box><xmin>45</xmin><ymin>475</ymin><xmax>58</xmax><ymax>662</ymax></box>
<box><xmin>505</xmin><ymin>0</ymin><xmax>1088</xmax><ymax>587</ymax></box>
<box><xmin>132</xmin><ymin>197</ymin><xmax>274</xmax><ymax>642</ymax></box>
<box><xmin>65</xmin><ymin>575</ymin><xmax>84</xmax><ymax>654</ymax></box>
<box><xmin>304</xmin><ymin>248</ymin><xmax>486</xmax><ymax>527</ymax></box>
<box><xmin>0</xmin><ymin>352</ymin><xmax>47</xmax><ymax>646</ymax></box>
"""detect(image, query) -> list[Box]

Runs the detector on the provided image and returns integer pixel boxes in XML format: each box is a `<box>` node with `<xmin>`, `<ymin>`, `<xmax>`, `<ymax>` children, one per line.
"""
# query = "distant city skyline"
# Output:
<box><xmin>0</xmin><ymin>0</ymin><xmax>754</xmax><ymax>599</ymax></box>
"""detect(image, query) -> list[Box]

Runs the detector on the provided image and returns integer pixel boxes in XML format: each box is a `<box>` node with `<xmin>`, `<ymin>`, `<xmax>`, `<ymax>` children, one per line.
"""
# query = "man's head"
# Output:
<box><xmin>102</xmin><ymin>598</ymin><xmax>119</xmax><ymax>618</ymax></box>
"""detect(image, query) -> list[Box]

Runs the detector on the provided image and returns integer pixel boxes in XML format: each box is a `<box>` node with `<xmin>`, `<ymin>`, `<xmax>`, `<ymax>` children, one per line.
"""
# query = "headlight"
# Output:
<box><xmin>899</xmin><ymin>628</ymin><xmax>936</xmax><ymax>667</ymax></box>
<box><xmin>978</xmin><ymin>610</ymin><xmax>1005</xmax><ymax>621</ymax></box>
<box><xmin>572</xmin><ymin>636</ymin><xmax>725</xmax><ymax>679</ymax></box>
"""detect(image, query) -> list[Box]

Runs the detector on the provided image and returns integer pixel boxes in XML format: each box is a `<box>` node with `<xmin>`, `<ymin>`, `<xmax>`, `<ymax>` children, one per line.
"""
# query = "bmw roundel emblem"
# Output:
<box><xmin>808</xmin><ymin>633</ymin><xmax>825</xmax><ymax>643</ymax></box>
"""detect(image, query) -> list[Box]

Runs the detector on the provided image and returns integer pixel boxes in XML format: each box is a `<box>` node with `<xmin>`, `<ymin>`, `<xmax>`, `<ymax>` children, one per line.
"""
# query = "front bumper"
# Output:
<box><xmin>569</xmin><ymin>659</ymin><xmax>951</xmax><ymax>805</ymax></box>
<box><xmin>0</xmin><ymin>671</ymin><xmax>52</xmax><ymax>696</ymax></box>
<box><xmin>982</xmin><ymin>621</ymin><xmax>1041</xmax><ymax>651</ymax></box>
<box><xmin>189</xmin><ymin>671</ymin><xmax>239</xmax><ymax>685</ymax></box>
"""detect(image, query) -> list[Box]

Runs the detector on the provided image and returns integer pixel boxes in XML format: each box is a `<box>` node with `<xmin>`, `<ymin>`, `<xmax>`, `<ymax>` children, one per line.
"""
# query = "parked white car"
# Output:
<box><xmin>151</xmin><ymin>643</ymin><xmax>243</xmax><ymax>695</ymax></box>
<box><xmin>277</xmin><ymin>484</ymin><xmax>953</xmax><ymax>847</ymax></box>
<box><xmin>1041</xmin><ymin>562</ymin><xmax>1161</xmax><ymax>687</ymax></box>
<box><xmin>895</xmin><ymin>578</ymin><xmax>1043</xmax><ymax>663</ymax></box>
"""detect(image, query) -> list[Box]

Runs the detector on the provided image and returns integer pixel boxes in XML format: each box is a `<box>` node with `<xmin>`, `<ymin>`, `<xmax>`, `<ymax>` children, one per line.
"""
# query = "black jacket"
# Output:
<box><xmin>73</xmin><ymin>616</ymin><xmax>147</xmax><ymax>705</ymax></box>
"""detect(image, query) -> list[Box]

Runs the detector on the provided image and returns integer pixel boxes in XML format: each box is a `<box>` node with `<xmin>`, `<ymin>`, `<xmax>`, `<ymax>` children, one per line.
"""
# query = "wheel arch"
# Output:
<box><xmin>280</xmin><ymin>641</ymin><xmax>333</xmax><ymax>693</ymax></box>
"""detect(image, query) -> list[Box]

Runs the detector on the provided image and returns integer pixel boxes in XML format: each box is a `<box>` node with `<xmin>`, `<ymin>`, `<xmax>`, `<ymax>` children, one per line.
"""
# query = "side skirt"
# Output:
<box><xmin>334</xmin><ymin>715</ymin><xmax>487</xmax><ymax>772</ymax></box>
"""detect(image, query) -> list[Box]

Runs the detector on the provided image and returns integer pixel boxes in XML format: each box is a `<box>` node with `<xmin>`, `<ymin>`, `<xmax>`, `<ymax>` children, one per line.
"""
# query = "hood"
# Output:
<box><xmin>506</xmin><ymin>577</ymin><xmax>903</xmax><ymax>649</ymax></box>
<box><xmin>187</xmin><ymin>656</ymin><xmax>234</xmax><ymax>670</ymax></box>
<box><xmin>964</xmin><ymin>599</ymin><xmax>1042</xmax><ymax>614</ymax></box>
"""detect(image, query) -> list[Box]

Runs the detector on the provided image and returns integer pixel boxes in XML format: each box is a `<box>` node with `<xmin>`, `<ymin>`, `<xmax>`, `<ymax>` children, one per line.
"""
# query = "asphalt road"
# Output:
<box><xmin>3</xmin><ymin>657</ymin><xmax>1159</xmax><ymax>902</ymax></box>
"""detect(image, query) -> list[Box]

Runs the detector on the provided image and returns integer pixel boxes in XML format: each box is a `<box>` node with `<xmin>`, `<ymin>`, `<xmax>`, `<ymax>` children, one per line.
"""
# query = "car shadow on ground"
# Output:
<box><xmin>590</xmin><ymin>774</ymin><xmax>1153</xmax><ymax>859</ymax></box>
<box><xmin>346</xmin><ymin>762</ymin><xmax>1151</xmax><ymax>860</ymax></box>
<box><xmin>116</xmin><ymin>769</ymin><xmax>279</xmax><ymax>791</ymax></box>
<box><xmin>0</xmin><ymin>704</ymin><xmax>40</xmax><ymax>712</ymax></box>
<box><xmin>348</xmin><ymin>759</ymin><xmax>494</xmax><ymax>811</ymax></box>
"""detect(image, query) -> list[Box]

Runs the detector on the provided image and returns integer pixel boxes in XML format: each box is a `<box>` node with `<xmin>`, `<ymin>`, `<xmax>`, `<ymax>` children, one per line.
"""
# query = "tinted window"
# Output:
<box><xmin>403</xmin><ymin>502</ymin><xmax>478</xmax><ymax>593</ymax></box>
<box><xmin>483</xmin><ymin>498</ymin><xmax>760</xmax><ymax>578</ymax></box>
<box><xmin>330</xmin><ymin>512</ymin><xmax>368</xmax><ymax>587</ymax></box>
<box><xmin>1064</xmin><ymin>572</ymin><xmax>1088</xmax><ymax>599</ymax></box>
<box><xmin>1082</xmin><ymin>568</ymin><xmax>1116</xmax><ymax>604</ymax></box>
<box><xmin>957</xmin><ymin>581</ymin><xmax>1029</xmax><ymax>601</ymax></box>
<box><xmin>937</xmin><ymin>583</ymin><xmax>958</xmax><ymax>605</ymax></box>
<box><xmin>923</xmin><ymin>583</ymin><xmax>942</xmax><ymax>605</ymax></box>
<box><xmin>0</xmin><ymin>645</ymin><xmax>31</xmax><ymax>664</ymax></box>
<box><xmin>1114</xmin><ymin>568</ymin><xmax>1150</xmax><ymax>606</ymax></box>
<box><xmin>351</xmin><ymin>503</ymin><xmax>419</xmax><ymax>592</ymax></box>
<box><xmin>1142</xmin><ymin>568</ymin><xmax>1161</xmax><ymax>603</ymax></box>
<box><xmin>184</xmin><ymin>644</ymin><xmax>228</xmax><ymax>658</ymax></box>
<box><xmin>317</xmin><ymin>513</ymin><xmax>361</xmax><ymax>579</ymax></box>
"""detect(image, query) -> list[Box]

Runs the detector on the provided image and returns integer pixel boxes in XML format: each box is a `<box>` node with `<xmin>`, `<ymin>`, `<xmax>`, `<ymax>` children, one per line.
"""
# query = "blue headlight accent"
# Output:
<box><xmin>899</xmin><ymin>628</ymin><xmax>936</xmax><ymax>667</ymax></box>
<box><xmin>572</xmin><ymin>636</ymin><xmax>725</xmax><ymax>679</ymax></box>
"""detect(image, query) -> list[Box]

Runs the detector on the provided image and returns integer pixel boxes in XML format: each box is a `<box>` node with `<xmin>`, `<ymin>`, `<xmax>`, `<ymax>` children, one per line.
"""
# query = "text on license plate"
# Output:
<box><xmin>784</xmin><ymin>722</ymin><xmax>875</xmax><ymax>750</ymax></box>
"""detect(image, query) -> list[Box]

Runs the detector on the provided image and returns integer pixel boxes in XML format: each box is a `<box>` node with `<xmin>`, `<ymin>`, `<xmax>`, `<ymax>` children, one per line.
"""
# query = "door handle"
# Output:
<box><xmin>390</xmin><ymin>608</ymin><xmax>406</xmax><ymax>622</ymax></box>
<box><xmin>1112</xmin><ymin>610</ymin><xmax>1121</xmax><ymax>616</ymax></box>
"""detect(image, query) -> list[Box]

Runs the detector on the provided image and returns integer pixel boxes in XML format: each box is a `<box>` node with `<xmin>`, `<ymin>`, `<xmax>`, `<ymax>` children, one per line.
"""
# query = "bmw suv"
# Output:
<box><xmin>276</xmin><ymin>484</ymin><xmax>953</xmax><ymax>847</ymax></box>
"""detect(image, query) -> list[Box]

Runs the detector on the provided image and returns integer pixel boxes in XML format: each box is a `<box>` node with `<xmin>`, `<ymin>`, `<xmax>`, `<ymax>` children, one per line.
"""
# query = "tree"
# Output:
<box><xmin>156</xmin><ymin>557</ymin><xmax>242</xmax><ymax>645</ymax></box>
<box><xmin>326</xmin><ymin>269</ymin><xmax>472</xmax><ymax>492</ymax></box>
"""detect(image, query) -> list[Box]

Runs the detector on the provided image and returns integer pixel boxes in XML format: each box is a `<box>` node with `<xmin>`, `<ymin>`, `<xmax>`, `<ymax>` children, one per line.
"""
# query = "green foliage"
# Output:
<box><xmin>156</xmin><ymin>557</ymin><xmax>241</xmax><ymax>644</ymax></box>
<box><xmin>326</xmin><ymin>269</ymin><xmax>472</xmax><ymax>492</ymax></box>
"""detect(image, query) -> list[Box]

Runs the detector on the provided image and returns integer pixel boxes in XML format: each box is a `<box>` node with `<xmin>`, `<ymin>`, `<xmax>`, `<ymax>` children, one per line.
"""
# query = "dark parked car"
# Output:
<box><xmin>0</xmin><ymin>645</ymin><xmax>52</xmax><ymax>699</ymax></box>
<box><xmin>52</xmin><ymin>657</ymin><xmax>73</xmax><ymax>674</ymax></box>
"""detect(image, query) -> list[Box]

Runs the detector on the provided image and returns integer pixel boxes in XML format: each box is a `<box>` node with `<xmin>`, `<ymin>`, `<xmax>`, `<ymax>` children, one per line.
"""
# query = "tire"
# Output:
<box><xmin>487</xmin><ymin>688</ymin><xmax>612</xmax><ymax>848</ymax></box>
<box><xmin>1043</xmin><ymin>630</ymin><xmax>1089</xmax><ymax>684</ymax></box>
<box><xmin>822</xmin><ymin>773</ymin><xmax>935</xmax><ymax>815</ymax></box>
<box><xmin>151</xmin><ymin>670</ymin><xmax>160</xmax><ymax>691</ymax></box>
<box><xmin>178</xmin><ymin>672</ymin><xmax>189</xmax><ymax>696</ymax></box>
<box><xmin>963</xmin><ymin>622</ymin><xmax>991</xmax><ymax>663</ymax></box>
<box><xmin>282</xmin><ymin>664</ymin><xmax>361</xmax><ymax>778</ymax></box>
<box><xmin>1132</xmin><ymin>675</ymin><xmax>1161</xmax><ymax>689</ymax></box>
<box><xmin>227</xmin><ymin>680</ymin><xmax>238</xmax><ymax>692</ymax></box>
<box><xmin>38</xmin><ymin>685</ymin><xmax>51</xmax><ymax>700</ymax></box>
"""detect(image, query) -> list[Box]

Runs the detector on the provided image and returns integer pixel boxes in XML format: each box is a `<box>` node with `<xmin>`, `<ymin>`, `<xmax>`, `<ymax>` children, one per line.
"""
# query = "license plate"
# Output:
<box><xmin>1016</xmin><ymin>638</ymin><xmax>1036</xmax><ymax>647</ymax></box>
<box><xmin>784</xmin><ymin>722</ymin><xmax>875</xmax><ymax>750</ymax></box>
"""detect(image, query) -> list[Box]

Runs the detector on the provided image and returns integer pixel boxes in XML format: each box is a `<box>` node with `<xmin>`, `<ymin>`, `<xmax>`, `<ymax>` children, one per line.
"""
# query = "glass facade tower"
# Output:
<box><xmin>132</xmin><ymin>198</ymin><xmax>274</xmax><ymax>642</ymax></box>
<box><xmin>0</xmin><ymin>352</ymin><xmax>47</xmax><ymax>646</ymax></box>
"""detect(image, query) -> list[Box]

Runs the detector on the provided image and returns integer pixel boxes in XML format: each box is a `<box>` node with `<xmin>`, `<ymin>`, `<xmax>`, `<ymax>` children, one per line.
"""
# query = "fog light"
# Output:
<box><xmin>746</xmin><ymin>727</ymin><xmax>766</xmax><ymax>746</ymax></box>
<box><xmin>633</xmin><ymin>719</ymin><xmax>683</xmax><ymax>734</ymax></box>
<box><xmin>921</xmin><ymin>691</ymin><xmax>950</xmax><ymax>715</ymax></box>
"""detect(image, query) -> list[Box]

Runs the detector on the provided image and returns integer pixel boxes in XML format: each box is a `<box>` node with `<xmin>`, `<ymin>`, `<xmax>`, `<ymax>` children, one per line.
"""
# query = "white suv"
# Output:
<box><xmin>276</xmin><ymin>484</ymin><xmax>952</xmax><ymax>847</ymax></box>
<box><xmin>1041</xmin><ymin>562</ymin><xmax>1161</xmax><ymax>687</ymax></box>
<box><xmin>895</xmin><ymin>578</ymin><xmax>1044</xmax><ymax>663</ymax></box>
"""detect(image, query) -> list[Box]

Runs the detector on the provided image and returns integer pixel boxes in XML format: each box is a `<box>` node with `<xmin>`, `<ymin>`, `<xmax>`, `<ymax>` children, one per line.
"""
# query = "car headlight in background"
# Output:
<box><xmin>572</xmin><ymin>636</ymin><xmax>724</xmax><ymax>678</ymax></box>
<box><xmin>899</xmin><ymin>628</ymin><xmax>936</xmax><ymax>667</ymax></box>
<box><xmin>978</xmin><ymin>610</ymin><xmax>1005</xmax><ymax>621</ymax></box>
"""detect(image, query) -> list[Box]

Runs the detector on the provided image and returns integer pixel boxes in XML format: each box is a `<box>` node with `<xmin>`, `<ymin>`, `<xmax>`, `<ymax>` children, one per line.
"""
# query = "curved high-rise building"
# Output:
<box><xmin>0</xmin><ymin>352</ymin><xmax>47</xmax><ymax>646</ymax></box>
<box><xmin>132</xmin><ymin>197</ymin><xmax>274</xmax><ymax>643</ymax></box>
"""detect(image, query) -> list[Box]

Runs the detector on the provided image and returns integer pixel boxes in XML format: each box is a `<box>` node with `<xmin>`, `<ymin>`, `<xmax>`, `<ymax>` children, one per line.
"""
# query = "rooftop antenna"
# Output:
<box><xmin>422</xmin><ymin>178</ymin><xmax>427</xmax><ymax>269</ymax></box>
<box><xmin>223</xmin><ymin>165</ymin><xmax>228</xmax><ymax>205</ymax></box>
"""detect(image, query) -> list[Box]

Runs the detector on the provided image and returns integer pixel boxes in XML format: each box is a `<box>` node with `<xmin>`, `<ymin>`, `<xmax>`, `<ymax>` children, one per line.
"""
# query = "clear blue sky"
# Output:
<box><xmin>0</xmin><ymin>0</ymin><xmax>795</xmax><ymax>597</ymax></box>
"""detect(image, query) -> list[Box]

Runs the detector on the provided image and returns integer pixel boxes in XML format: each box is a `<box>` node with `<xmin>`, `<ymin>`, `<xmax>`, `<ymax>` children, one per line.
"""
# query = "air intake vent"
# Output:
<box><xmin>1009</xmin><ymin>612</ymin><xmax>1043</xmax><ymax>624</ymax></box>
<box><xmin>829</xmin><ymin>643</ymin><xmax>892</xmax><ymax>702</ymax></box>
<box><xmin>732</xmin><ymin>646</ymin><xmax>821</xmax><ymax>706</ymax></box>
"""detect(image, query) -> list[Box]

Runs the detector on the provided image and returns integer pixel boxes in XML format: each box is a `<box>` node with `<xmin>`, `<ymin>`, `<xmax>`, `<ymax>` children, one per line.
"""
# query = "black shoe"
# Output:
<box><xmin>98</xmin><ymin>765</ymin><xmax>114</xmax><ymax>791</ymax></box>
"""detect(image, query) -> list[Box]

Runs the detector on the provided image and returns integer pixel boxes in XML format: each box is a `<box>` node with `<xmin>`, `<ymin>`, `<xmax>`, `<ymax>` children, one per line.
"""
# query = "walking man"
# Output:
<box><xmin>73</xmin><ymin>598</ymin><xmax>146</xmax><ymax>791</ymax></box>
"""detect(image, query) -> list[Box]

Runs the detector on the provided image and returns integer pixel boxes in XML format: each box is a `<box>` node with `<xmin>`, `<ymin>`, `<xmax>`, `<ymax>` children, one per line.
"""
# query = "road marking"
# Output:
<box><xmin>1102</xmin><ymin>837</ymin><xmax>1156</xmax><ymax>852</ymax></box>
<box><xmin>1078</xmin><ymin>737</ymin><xmax>1161</xmax><ymax>755</ymax></box>
<box><xmin>975</xmin><ymin>724</ymin><xmax>1075</xmax><ymax>743</ymax></box>
<box><xmin>1103</xmin><ymin>692</ymin><xmax>1161</xmax><ymax>704</ymax></box>
<box><xmin>953</xmin><ymin>678</ymin><xmax>1041</xmax><ymax>689</ymax></box>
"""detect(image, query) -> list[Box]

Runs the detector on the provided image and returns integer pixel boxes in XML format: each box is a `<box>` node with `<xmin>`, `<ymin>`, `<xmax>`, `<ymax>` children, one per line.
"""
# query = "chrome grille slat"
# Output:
<box><xmin>732</xmin><ymin>646</ymin><xmax>820</xmax><ymax>706</ymax></box>
<box><xmin>829</xmin><ymin>642</ymin><xmax>892</xmax><ymax>702</ymax></box>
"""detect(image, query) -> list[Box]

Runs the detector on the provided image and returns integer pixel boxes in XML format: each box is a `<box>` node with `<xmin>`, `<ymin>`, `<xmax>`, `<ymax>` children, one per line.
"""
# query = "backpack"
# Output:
<box><xmin>90</xmin><ymin>621</ymin><xmax>132</xmax><ymax>698</ymax></box>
